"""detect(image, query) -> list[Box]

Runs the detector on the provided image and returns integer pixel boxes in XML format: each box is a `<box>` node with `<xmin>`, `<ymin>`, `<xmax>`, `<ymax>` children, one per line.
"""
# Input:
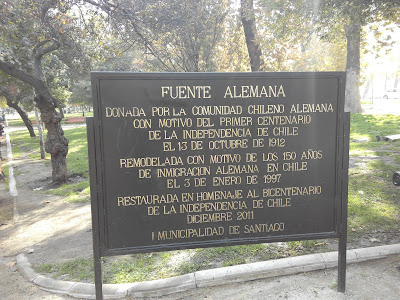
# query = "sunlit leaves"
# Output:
<box><xmin>92</xmin><ymin>0</ymin><xmax>229</xmax><ymax>72</ymax></box>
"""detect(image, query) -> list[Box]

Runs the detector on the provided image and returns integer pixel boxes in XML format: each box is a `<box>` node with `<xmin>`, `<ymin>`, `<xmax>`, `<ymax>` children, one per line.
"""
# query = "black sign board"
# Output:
<box><xmin>88</xmin><ymin>72</ymin><xmax>349</xmax><ymax>298</ymax></box>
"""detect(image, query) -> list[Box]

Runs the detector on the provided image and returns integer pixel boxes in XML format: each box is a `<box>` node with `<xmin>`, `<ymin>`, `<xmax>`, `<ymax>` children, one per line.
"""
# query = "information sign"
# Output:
<box><xmin>88</xmin><ymin>72</ymin><xmax>349</xmax><ymax>298</ymax></box>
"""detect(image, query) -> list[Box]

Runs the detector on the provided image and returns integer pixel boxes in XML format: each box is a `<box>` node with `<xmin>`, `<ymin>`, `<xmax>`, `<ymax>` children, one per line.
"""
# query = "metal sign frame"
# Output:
<box><xmin>87</xmin><ymin>72</ymin><xmax>349</xmax><ymax>299</ymax></box>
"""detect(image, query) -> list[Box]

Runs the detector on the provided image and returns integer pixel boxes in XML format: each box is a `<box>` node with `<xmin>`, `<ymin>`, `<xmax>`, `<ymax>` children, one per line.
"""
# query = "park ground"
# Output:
<box><xmin>0</xmin><ymin>98</ymin><xmax>400</xmax><ymax>299</ymax></box>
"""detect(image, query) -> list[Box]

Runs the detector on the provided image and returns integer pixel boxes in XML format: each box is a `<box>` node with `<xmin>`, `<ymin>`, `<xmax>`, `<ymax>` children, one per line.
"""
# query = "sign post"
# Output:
<box><xmin>88</xmin><ymin>72</ymin><xmax>349</xmax><ymax>299</ymax></box>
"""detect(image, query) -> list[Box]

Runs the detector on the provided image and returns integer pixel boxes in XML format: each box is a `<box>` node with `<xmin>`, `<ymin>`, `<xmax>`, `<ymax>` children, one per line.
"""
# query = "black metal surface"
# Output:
<box><xmin>338</xmin><ymin>112</ymin><xmax>350</xmax><ymax>293</ymax></box>
<box><xmin>87</xmin><ymin>117</ymin><xmax>104</xmax><ymax>300</ymax></box>
<box><xmin>393</xmin><ymin>172</ymin><xmax>400</xmax><ymax>186</ymax></box>
<box><xmin>89</xmin><ymin>72</ymin><xmax>348</xmax><ymax>255</ymax></box>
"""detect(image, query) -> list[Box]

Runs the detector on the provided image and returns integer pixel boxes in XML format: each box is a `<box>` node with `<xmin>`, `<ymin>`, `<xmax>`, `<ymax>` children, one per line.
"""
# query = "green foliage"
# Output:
<box><xmin>36</xmin><ymin>258</ymin><xmax>95</xmax><ymax>282</ymax></box>
<box><xmin>348</xmin><ymin>114</ymin><xmax>400</xmax><ymax>236</ymax></box>
<box><xmin>68</xmin><ymin>79</ymin><xmax>91</xmax><ymax>107</ymax></box>
<box><xmin>350</xmin><ymin>114</ymin><xmax>400</xmax><ymax>141</ymax></box>
<box><xmin>103</xmin><ymin>254</ymin><xmax>157</xmax><ymax>284</ymax></box>
<box><xmin>0</xmin><ymin>96</ymin><xmax>7</xmax><ymax>108</ymax></box>
<box><xmin>175</xmin><ymin>244</ymin><xmax>281</xmax><ymax>274</ymax></box>
<box><xmin>0</xmin><ymin>0</ymin><xmax>120</xmax><ymax>116</ymax></box>
<box><xmin>99</xmin><ymin>0</ymin><xmax>229</xmax><ymax>72</ymax></box>
<box><xmin>46</xmin><ymin>181</ymin><xmax>90</xmax><ymax>203</ymax></box>
<box><xmin>348</xmin><ymin>173</ymin><xmax>399</xmax><ymax>233</ymax></box>
<box><xmin>253</xmin><ymin>0</ymin><xmax>347</xmax><ymax>72</ymax></box>
<box><xmin>215</xmin><ymin>5</ymin><xmax>250</xmax><ymax>72</ymax></box>
<box><xmin>8</xmin><ymin>129</ymin><xmax>41</xmax><ymax>159</ymax></box>
<box><xmin>63</xmin><ymin>127</ymin><xmax>89</xmax><ymax>175</ymax></box>
<box><xmin>9</xmin><ymin>125</ymin><xmax>90</xmax><ymax>202</ymax></box>
<box><xmin>349</xmin><ymin>114</ymin><xmax>400</xmax><ymax>156</ymax></box>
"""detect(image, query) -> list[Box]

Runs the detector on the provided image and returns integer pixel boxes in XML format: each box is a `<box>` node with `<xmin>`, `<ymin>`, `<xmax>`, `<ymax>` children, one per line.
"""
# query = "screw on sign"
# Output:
<box><xmin>393</xmin><ymin>172</ymin><xmax>400</xmax><ymax>186</ymax></box>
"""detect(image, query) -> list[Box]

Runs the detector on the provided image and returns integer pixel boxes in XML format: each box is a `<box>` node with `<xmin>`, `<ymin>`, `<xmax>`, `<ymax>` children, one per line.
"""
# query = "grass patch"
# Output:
<box><xmin>63</xmin><ymin>126</ymin><xmax>89</xmax><ymax>175</ymax></box>
<box><xmin>9</xmin><ymin>126</ymin><xmax>89</xmax><ymax>174</ymax></box>
<box><xmin>9</xmin><ymin>126</ymin><xmax>90</xmax><ymax>202</ymax></box>
<box><xmin>1</xmin><ymin>164</ymin><xmax>9</xmax><ymax>191</ymax></box>
<box><xmin>347</xmin><ymin>114</ymin><xmax>400</xmax><ymax>237</ymax></box>
<box><xmin>103</xmin><ymin>254</ymin><xmax>157</xmax><ymax>283</ymax></box>
<box><xmin>193</xmin><ymin>244</ymin><xmax>276</xmax><ymax>268</ymax></box>
<box><xmin>6</xmin><ymin>112</ymin><xmax>93</xmax><ymax>127</ymax></box>
<box><xmin>5</xmin><ymin>118</ymin><xmax>26</xmax><ymax>127</ymax></box>
<box><xmin>347</xmin><ymin>172</ymin><xmax>400</xmax><ymax>234</ymax></box>
<box><xmin>7</xmin><ymin>130</ymin><xmax>43</xmax><ymax>160</ymax></box>
<box><xmin>35</xmin><ymin>241</ymin><xmax>330</xmax><ymax>284</ymax></box>
<box><xmin>47</xmin><ymin>181</ymin><xmax>90</xmax><ymax>203</ymax></box>
<box><xmin>285</xmin><ymin>240</ymin><xmax>328</xmax><ymax>255</ymax></box>
<box><xmin>36</xmin><ymin>258</ymin><xmax>94</xmax><ymax>282</ymax></box>
<box><xmin>350</xmin><ymin>114</ymin><xmax>400</xmax><ymax>141</ymax></box>
<box><xmin>349</xmin><ymin>114</ymin><xmax>400</xmax><ymax>156</ymax></box>
<box><xmin>35</xmin><ymin>253</ymin><xmax>165</xmax><ymax>283</ymax></box>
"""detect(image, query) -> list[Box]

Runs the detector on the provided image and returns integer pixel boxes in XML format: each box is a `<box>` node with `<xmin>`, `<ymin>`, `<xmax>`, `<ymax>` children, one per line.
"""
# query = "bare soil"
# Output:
<box><xmin>0</xmin><ymin>157</ymin><xmax>92</xmax><ymax>267</ymax></box>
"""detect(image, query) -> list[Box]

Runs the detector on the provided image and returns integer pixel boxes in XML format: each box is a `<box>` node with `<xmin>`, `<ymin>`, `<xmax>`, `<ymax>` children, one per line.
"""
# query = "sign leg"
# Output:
<box><xmin>338</xmin><ymin>112</ymin><xmax>350</xmax><ymax>293</ymax></box>
<box><xmin>94</xmin><ymin>252</ymin><xmax>103</xmax><ymax>300</ymax></box>
<box><xmin>87</xmin><ymin>117</ymin><xmax>103</xmax><ymax>299</ymax></box>
<box><xmin>337</xmin><ymin>233</ymin><xmax>347</xmax><ymax>292</ymax></box>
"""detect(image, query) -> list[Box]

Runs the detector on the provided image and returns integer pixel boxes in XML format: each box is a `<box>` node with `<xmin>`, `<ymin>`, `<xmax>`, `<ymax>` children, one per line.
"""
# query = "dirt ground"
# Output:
<box><xmin>0</xmin><ymin>139</ymin><xmax>86</xmax><ymax>299</ymax></box>
<box><xmin>143</xmin><ymin>254</ymin><xmax>400</xmax><ymax>300</ymax></box>
<box><xmin>0</xmin><ymin>157</ymin><xmax>93</xmax><ymax>267</ymax></box>
<box><xmin>0</xmin><ymin>256</ymin><xmax>73</xmax><ymax>300</ymax></box>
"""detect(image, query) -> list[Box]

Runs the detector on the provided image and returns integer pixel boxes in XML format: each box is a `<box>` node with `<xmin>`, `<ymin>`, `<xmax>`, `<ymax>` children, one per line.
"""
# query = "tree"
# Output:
<box><xmin>68</xmin><ymin>78</ymin><xmax>92</xmax><ymax>109</ymax></box>
<box><xmin>84</xmin><ymin>0</ymin><xmax>229</xmax><ymax>72</ymax></box>
<box><xmin>0</xmin><ymin>0</ymin><xmax>110</xmax><ymax>183</ymax></box>
<box><xmin>256</xmin><ymin>0</ymin><xmax>399</xmax><ymax>111</ymax></box>
<box><xmin>214</xmin><ymin>6</ymin><xmax>251</xmax><ymax>72</ymax></box>
<box><xmin>240</xmin><ymin>0</ymin><xmax>264</xmax><ymax>71</ymax></box>
<box><xmin>310</xmin><ymin>0</ymin><xmax>400</xmax><ymax>112</ymax></box>
<box><xmin>0</xmin><ymin>76</ymin><xmax>36</xmax><ymax>137</ymax></box>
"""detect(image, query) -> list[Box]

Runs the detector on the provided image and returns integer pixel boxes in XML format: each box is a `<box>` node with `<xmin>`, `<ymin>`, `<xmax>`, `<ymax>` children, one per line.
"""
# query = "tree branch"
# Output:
<box><xmin>0</xmin><ymin>85</ymin><xmax>17</xmax><ymax>105</ymax></box>
<box><xmin>33</xmin><ymin>40</ymin><xmax>61</xmax><ymax>79</ymax></box>
<box><xmin>0</xmin><ymin>62</ymin><xmax>58</xmax><ymax>108</ymax></box>
<box><xmin>0</xmin><ymin>61</ymin><xmax>41</xmax><ymax>88</ymax></box>
<box><xmin>83</xmin><ymin>0</ymin><xmax>173</xmax><ymax>70</ymax></box>
<box><xmin>41</xmin><ymin>0</ymin><xmax>59</xmax><ymax>23</ymax></box>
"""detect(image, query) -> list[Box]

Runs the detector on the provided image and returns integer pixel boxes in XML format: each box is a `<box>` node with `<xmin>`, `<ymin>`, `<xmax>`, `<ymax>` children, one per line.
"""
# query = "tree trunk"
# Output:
<box><xmin>345</xmin><ymin>14</ymin><xmax>363</xmax><ymax>113</ymax></box>
<box><xmin>7</xmin><ymin>100</ymin><xmax>36</xmax><ymax>137</ymax></box>
<box><xmin>240</xmin><ymin>0</ymin><xmax>264</xmax><ymax>71</ymax></box>
<box><xmin>0</xmin><ymin>48</ymin><xmax>69</xmax><ymax>184</ymax></box>
<box><xmin>34</xmin><ymin>96</ymin><xmax>68</xmax><ymax>183</ymax></box>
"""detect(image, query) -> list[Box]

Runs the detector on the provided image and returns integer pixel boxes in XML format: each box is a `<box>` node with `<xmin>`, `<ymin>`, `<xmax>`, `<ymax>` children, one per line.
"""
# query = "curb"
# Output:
<box><xmin>16</xmin><ymin>243</ymin><xmax>400</xmax><ymax>299</ymax></box>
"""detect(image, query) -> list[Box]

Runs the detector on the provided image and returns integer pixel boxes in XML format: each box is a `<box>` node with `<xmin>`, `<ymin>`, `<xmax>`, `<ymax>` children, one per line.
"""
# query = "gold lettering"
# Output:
<box><xmin>224</xmin><ymin>85</ymin><xmax>286</xmax><ymax>98</ymax></box>
<box><xmin>105</xmin><ymin>107</ymin><xmax>146</xmax><ymax>117</ymax></box>
<box><xmin>156</xmin><ymin>227</ymin><xmax>224</xmax><ymax>240</ymax></box>
<box><xmin>262</xmin><ymin>186</ymin><xmax>322</xmax><ymax>197</ymax></box>
<box><xmin>161</xmin><ymin>86</ymin><xmax>211</xmax><ymax>99</ymax></box>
